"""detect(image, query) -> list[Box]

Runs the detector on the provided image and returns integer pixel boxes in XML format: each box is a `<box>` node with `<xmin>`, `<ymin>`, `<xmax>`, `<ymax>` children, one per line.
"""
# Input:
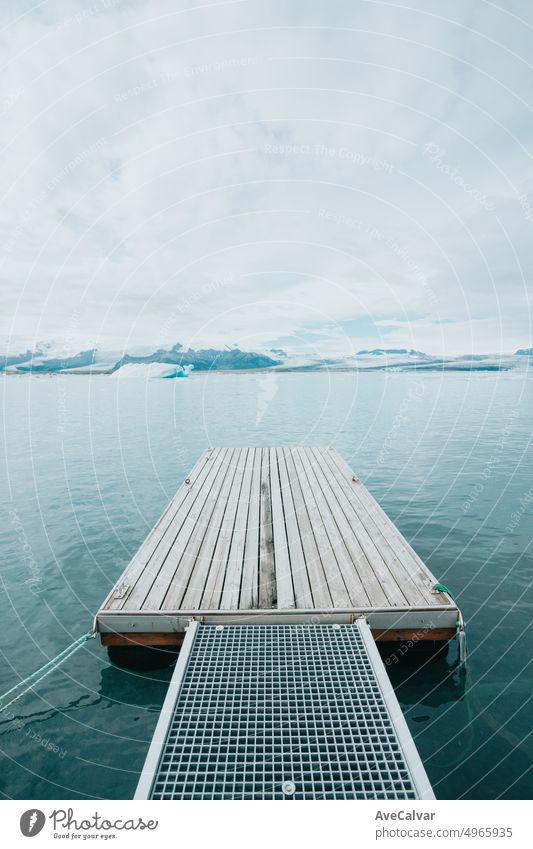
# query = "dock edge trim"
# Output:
<box><xmin>358</xmin><ymin>617</ymin><xmax>436</xmax><ymax>800</ymax></box>
<box><xmin>134</xmin><ymin>620</ymin><xmax>199</xmax><ymax>800</ymax></box>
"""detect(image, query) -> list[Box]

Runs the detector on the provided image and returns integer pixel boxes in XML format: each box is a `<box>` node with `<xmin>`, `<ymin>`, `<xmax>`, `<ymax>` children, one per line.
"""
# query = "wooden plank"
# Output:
<box><xmin>325</xmin><ymin>448</ymin><xmax>448</xmax><ymax>605</ymax></box>
<box><xmin>258</xmin><ymin>447</ymin><xmax>276</xmax><ymax>608</ymax></box>
<box><xmin>276</xmin><ymin>447</ymin><xmax>313</xmax><ymax>608</ymax></box>
<box><xmin>220</xmin><ymin>447</ymin><xmax>256</xmax><ymax>609</ymax></box>
<box><xmin>104</xmin><ymin>449</ymin><xmax>212</xmax><ymax>610</ymax></box>
<box><xmin>295</xmin><ymin>447</ymin><xmax>370</xmax><ymax>606</ymax></box>
<box><xmin>292</xmin><ymin>448</ymin><xmax>352</xmax><ymax>607</ymax></box>
<box><xmin>170</xmin><ymin>448</ymin><xmax>239</xmax><ymax>609</ymax></box>
<box><xmin>97</xmin><ymin>606</ymin><xmax>458</xmax><ymax>633</ymax></box>
<box><xmin>305</xmin><ymin>448</ymin><xmax>390</xmax><ymax>607</ymax></box>
<box><xmin>105</xmin><ymin>448</ymin><xmax>217</xmax><ymax>611</ymax></box>
<box><xmin>324</xmin><ymin>447</ymin><xmax>434</xmax><ymax>597</ymax></box>
<box><xmin>310</xmin><ymin>447</ymin><xmax>408</xmax><ymax>606</ymax></box>
<box><xmin>239</xmin><ymin>447</ymin><xmax>262</xmax><ymax>609</ymax></box>
<box><xmin>201</xmin><ymin>448</ymin><xmax>249</xmax><ymax>609</ymax></box>
<box><xmin>283</xmin><ymin>447</ymin><xmax>332</xmax><ymax>608</ymax></box>
<box><xmin>318</xmin><ymin>449</ymin><xmax>431</xmax><ymax>606</ymax></box>
<box><xmin>139</xmin><ymin>448</ymin><xmax>231</xmax><ymax>609</ymax></box>
<box><xmin>270</xmin><ymin>447</ymin><xmax>295</xmax><ymax>609</ymax></box>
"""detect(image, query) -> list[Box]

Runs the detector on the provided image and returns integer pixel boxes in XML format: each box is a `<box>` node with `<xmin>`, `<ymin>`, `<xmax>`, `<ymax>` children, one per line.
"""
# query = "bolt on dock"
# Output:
<box><xmin>95</xmin><ymin>446</ymin><xmax>463</xmax><ymax>800</ymax></box>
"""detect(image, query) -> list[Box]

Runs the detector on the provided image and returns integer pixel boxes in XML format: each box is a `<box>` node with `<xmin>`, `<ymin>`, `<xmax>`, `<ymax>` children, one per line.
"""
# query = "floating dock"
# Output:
<box><xmin>96</xmin><ymin>446</ymin><xmax>460</xmax><ymax>646</ymax></box>
<box><xmin>134</xmin><ymin>620</ymin><xmax>435</xmax><ymax>800</ymax></box>
<box><xmin>96</xmin><ymin>446</ymin><xmax>461</xmax><ymax>800</ymax></box>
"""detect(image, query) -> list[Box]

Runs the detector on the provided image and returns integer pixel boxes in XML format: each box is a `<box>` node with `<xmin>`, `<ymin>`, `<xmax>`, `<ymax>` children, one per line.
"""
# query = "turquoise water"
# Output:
<box><xmin>0</xmin><ymin>371</ymin><xmax>531</xmax><ymax>800</ymax></box>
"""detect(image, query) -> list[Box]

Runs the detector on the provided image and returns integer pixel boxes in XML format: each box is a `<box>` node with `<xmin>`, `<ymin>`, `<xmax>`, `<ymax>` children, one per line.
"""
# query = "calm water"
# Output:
<box><xmin>0</xmin><ymin>371</ymin><xmax>531</xmax><ymax>800</ymax></box>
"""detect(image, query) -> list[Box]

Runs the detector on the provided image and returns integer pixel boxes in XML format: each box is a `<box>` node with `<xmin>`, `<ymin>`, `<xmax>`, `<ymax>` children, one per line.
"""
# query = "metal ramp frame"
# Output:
<box><xmin>135</xmin><ymin>620</ymin><xmax>435</xmax><ymax>800</ymax></box>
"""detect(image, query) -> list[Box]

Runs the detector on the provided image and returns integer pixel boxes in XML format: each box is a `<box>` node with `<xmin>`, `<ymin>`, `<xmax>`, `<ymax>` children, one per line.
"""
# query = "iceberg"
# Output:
<box><xmin>109</xmin><ymin>363</ymin><xmax>194</xmax><ymax>379</ymax></box>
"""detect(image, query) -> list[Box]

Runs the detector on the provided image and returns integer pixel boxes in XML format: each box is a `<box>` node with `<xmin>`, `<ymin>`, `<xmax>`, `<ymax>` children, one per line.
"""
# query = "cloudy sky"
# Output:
<box><xmin>1</xmin><ymin>0</ymin><xmax>532</xmax><ymax>357</ymax></box>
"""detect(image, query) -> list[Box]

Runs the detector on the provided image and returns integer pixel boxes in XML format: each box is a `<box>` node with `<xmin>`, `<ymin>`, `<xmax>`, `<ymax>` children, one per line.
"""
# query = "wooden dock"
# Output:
<box><xmin>95</xmin><ymin>447</ymin><xmax>460</xmax><ymax>646</ymax></box>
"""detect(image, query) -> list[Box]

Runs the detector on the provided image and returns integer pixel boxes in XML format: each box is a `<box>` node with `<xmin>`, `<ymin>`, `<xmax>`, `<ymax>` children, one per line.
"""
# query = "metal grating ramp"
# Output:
<box><xmin>135</xmin><ymin>621</ymin><xmax>434</xmax><ymax>800</ymax></box>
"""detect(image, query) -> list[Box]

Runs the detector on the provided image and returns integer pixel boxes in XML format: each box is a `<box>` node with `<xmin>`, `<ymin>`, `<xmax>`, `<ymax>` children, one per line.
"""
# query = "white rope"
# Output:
<box><xmin>0</xmin><ymin>631</ymin><xmax>95</xmax><ymax>716</ymax></box>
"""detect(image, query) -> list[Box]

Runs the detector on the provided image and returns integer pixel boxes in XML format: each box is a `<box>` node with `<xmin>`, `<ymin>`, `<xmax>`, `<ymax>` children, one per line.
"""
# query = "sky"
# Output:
<box><xmin>1</xmin><ymin>0</ymin><xmax>533</xmax><ymax>357</ymax></box>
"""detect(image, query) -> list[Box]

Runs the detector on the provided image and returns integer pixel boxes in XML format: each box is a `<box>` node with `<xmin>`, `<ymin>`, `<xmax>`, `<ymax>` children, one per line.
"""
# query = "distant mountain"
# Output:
<box><xmin>273</xmin><ymin>349</ymin><xmax>526</xmax><ymax>373</ymax></box>
<box><xmin>110</xmin><ymin>343</ymin><xmax>280</xmax><ymax>373</ymax></box>
<box><xmin>356</xmin><ymin>348</ymin><xmax>428</xmax><ymax>357</ymax></box>
<box><xmin>2</xmin><ymin>341</ymin><xmax>532</xmax><ymax>376</ymax></box>
<box><xmin>1</xmin><ymin>349</ymin><xmax>34</xmax><ymax>369</ymax></box>
<box><xmin>16</xmin><ymin>349</ymin><xmax>97</xmax><ymax>372</ymax></box>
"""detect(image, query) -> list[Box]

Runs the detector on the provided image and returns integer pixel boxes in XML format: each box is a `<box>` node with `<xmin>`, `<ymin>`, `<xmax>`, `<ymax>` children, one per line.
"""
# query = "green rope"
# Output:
<box><xmin>0</xmin><ymin>631</ymin><xmax>94</xmax><ymax>715</ymax></box>
<box><xmin>434</xmin><ymin>583</ymin><xmax>468</xmax><ymax>664</ymax></box>
<box><xmin>433</xmin><ymin>582</ymin><xmax>457</xmax><ymax>602</ymax></box>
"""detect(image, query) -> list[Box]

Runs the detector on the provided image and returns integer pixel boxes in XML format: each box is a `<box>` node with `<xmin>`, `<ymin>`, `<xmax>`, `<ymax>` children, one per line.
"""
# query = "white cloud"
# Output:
<box><xmin>1</xmin><ymin>0</ymin><xmax>532</xmax><ymax>356</ymax></box>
